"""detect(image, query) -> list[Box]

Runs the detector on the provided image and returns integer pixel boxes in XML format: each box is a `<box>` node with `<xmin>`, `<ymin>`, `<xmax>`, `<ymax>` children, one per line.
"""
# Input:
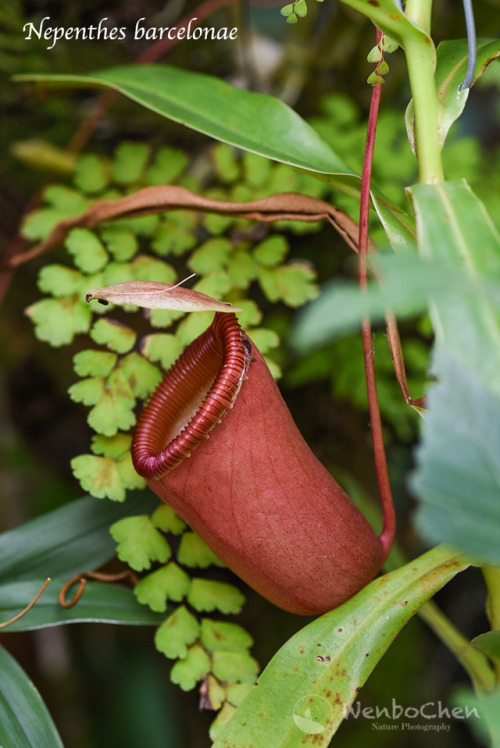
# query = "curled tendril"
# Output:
<box><xmin>59</xmin><ymin>570</ymin><xmax>139</xmax><ymax>609</ymax></box>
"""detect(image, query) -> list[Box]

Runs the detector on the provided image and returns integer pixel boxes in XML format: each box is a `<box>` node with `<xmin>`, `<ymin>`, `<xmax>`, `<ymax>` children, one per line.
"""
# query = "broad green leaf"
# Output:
<box><xmin>188</xmin><ymin>237</ymin><xmax>232</xmax><ymax>274</ymax></box>
<box><xmin>16</xmin><ymin>65</ymin><xmax>355</xmax><ymax>177</ymax></box>
<box><xmin>472</xmin><ymin>631</ymin><xmax>500</xmax><ymax>661</ymax></box>
<box><xmin>147</xmin><ymin>146</ymin><xmax>189</xmax><ymax>185</ymax></box>
<box><xmin>112</xmin><ymin>141</ymin><xmax>151</xmax><ymax>184</ymax></box>
<box><xmin>0</xmin><ymin>493</ymin><xmax>157</xmax><ymax>582</ymax></box>
<box><xmin>154</xmin><ymin>605</ymin><xmax>200</xmax><ymax>659</ymax></box>
<box><xmin>410</xmin><ymin>179</ymin><xmax>500</xmax><ymax>400</ymax></box>
<box><xmin>201</xmin><ymin>620</ymin><xmax>253</xmax><ymax>653</ymax></box>
<box><xmin>74</xmin><ymin>153</ymin><xmax>109</xmax><ymax>193</ymax></box>
<box><xmin>151</xmin><ymin>504</ymin><xmax>186</xmax><ymax>535</ymax></box>
<box><xmin>0</xmin><ymin>644</ymin><xmax>64</xmax><ymax>748</ymax></box>
<box><xmin>0</xmin><ymin>579</ymin><xmax>164</xmax><ymax>632</ymax></box>
<box><xmin>435</xmin><ymin>38</ymin><xmax>500</xmax><ymax>147</ymax></box>
<box><xmin>131</xmin><ymin>255</ymin><xmax>177</xmax><ymax>283</ymax></box>
<box><xmin>170</xmin><ymin>644</ymin><xmax>211</xmax><ymax>691</ymax></box>
<box><xmin>212</xmin><ymin>652</ymin><xmax>260</xmax><ymax>684</ymax></box>
<box><xmin>65</xmin><ymin>228</ymin><xmax>109</xmax><ymax>274</ymax></box>
<box><xmin>413</xmin><ymin>348</ymin><xmax>500</xmax><ymax>564</ymax></box>
<box><xmin>71</xmin><ymin>454</ymin><xmax>127</xmax><ymax>501</ymax></box>
<box><xmin>117</xmin><ymin>352</ymin><xmax>162</xmax><ymax>399</ymax></box>
<box><xmin>26</xmin><ymin>296</ymin><xmax>92</xmax><ymax>346</ymax></box>
<box><xmin>73</xmin><ymin>349</ymin><xmax>117</xmax><ymax>377</ymax></box>
<box><xmin>110</xmin><ymin>515</ymin><xmax>171</xmax><ymax>571</ymax></box>
<box><xmin>187</xmin><ymin>579</ymin><xmax>245</xmax><ymax>614</ymax></box>
<box><xmin>177</xmin><ymin>532</ymin><xmax>225</xmax><ymax>569</ymax></box>
<box><xmin>214</xmin><ymin>546</ymin><xmax>467</xmax><ymax>747</ymax></box>
<box><xmin>100</xmin><ymin>225</ymin><xmax>138</xmax><ymax>261</ymax></box>
<box><xmin>38</xmin><ymin>264</ymin><xmax>82</xmax><ymax>297</ymax></box>
<box><xmin>90</xmin><ymin>317</ymin><xmax>137</xmax><ymax>353</ymax></box>
<box><xmin>141</xmin><ymin>332</ymin><xmax>183</xmax><ymax>370</ymax></box>
<box><xmin>134</xmin><ymin>562</ymin><xmax>191</xmax><ymax>611</ymax></box>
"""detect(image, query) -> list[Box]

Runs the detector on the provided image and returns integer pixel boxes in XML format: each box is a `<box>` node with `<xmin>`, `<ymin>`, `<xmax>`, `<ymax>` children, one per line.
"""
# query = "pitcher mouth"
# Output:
<box><xmin>132</xmin><ymin>313</ymin><xmax>251</xmax><ymax>480</ymax></box>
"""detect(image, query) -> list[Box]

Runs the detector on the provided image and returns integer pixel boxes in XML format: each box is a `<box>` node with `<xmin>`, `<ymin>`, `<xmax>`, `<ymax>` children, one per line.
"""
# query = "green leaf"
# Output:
<box><xmin>90</xmin><ymin>317</ymin><xmax>137</xmax><ymax>353</ymax></box>
<box><xmin>102</xmin><ymin>260</ymin><xmax>135</xmax><ymax>287</ymax></box>
<box><xmin>152</xmin><ymin>219</ymin><xmax>197</xmax><ymax>257</ymax></box>
<box><xmin>116</xmin><ymin>451</ymin><xmax>146</xmax><ymax>490</ymax></box>
<box><xmin>295</xmin><ymin>0</ymin><xmax>308</xmax><ymax>17</ymax></box>
<box><xmin>112</xmin><ymin>141</ymin><xmax>151</xmax><ymax>184</ymax></box>
<box><xmin>154</xmin><ymin>605</ymin><xmax>200</xmax><ymax>659</ymax></box>
<box><xmin>74</xmin><ymin>153</ymin><xmax>109</xmax><ymax>193</ymax></box>
<box><xmin>43</xmin><ymin>184</ymin><xmax>89</xmax><ymax>212</ymax></box>
<box><xmin>410</xmin><ymin>179</ymin><xmax>500</xmax><ymax>400</ymax></box>
<box><xmin>412</xmin><ymin>348</ymin><xmax>500</xmax><ymax>564</ymax></box>
<box><xmin>68</xmin><ymin>376</ymin><xmax>105</xmax><ymax>406</ymax></box>
<box><xmin>170</xmin><ymin>644</ymin><xmax>211</xmax><ymax>691</ymax></box>
<box><xmin>147</xmin><ymin>146</ymin><xmax>189</xmax><ymax>185</ymax></box>
<box><xmin>248</xmin><ymin>328</ymin><xmax>280</xmax><ymax>355</ymax></box>
<box><xmin>135</xmin><ymin>562</ymin><xmax>191</xmax><ymax>611</ymax></box>
<box><xmin>91</xmin><ymin>432</ymin><xmax>132</xmax><ymax>458</ymax></box>
<box><xmin>141</xmin><ymin>333</ymin><xmax>183</xmax><ymax>369</ymax></box>
<box><xmin>188</xmin><ymin>237</ymin><xmax>232</xmax><ymax>274</ymax></box>
<box><xmin>472</xmin><ymin>631</ymin><xmax>500</xmax><ymax>661</ymax></box>
<box><xmin>254</xmin><ymin>235</ymin><xmax>289</xmax><ymax>267</ymax></box>
<box><xmin>22</xmin><ymin>206</ymin><xmax>78</xmax><ymax>241</ymax></box>
<box><xmin>280</xmin><ymin>3</ymin><xmax>295</xmax><ymax>16</ymax></box>
<box><xmin>176</xmin><ymin>311</ymin><xmax>215</xmax><ymax>347</ymax></box>
<box><xmin>201</xmin><ymin>620</ymin><xmax>253</xmax><ymax>653</ymax></box>
<box><xmin>118</xmin><ymin>352</ymin><xmax>162</xmax><ymax>398</ymax></box>
<box><xmin>213</xmin><ymin>546</ymin><xmax>467</xmax><ymax>747</ymax></box>
<box><xmin>0</xmin><ymin>579</ymin><xmax>164</xmax><ymax>632</ymax></box>
<box><xmin>212</xmin><ymin>651</ymin><xmax>260</xmax><ymax>684</ymax></box>
<box><xmin>226</xmin><ymin>250</ymin><xmax>258</xmax><ymax>288</ymax></box>
<box><xmin>38</xmin><ymin>264</ymin><xmax>82</xmax><ymax>297</ymax></box>
<box><xmin>71</xmin><ymin>454</ymin><xmax>127</xmax><ymax>501</ymax></box>
<box><xmin>16</xmin><ymin>65</ymin><xmax>355</xmax><ymax>177</ymax></box>
<box><xmin>100</xmin><ymin>225</ymin><xmax>138</xmax><ymax>261</ymax></box>
<box><xmin>0</xmin><ymin>644</ymin><xmax>64</xmax><ymax>747</ymax></box>
<box><xmin>187</xmin><ymin>579</ymin><xmax>245</xmax><ymax>614</ymax></box>
<box><xmin>151</xmin><ymin>504</ymin><xmax>187</xmax><ymax>535</ymax></box>
<box><xmin>26</xmin><ymin>296</ymin><xmax>92</xmax><ymax>346</ymax></box>
<box><xmin>0</xmin><ymin>493</ymin><xmax>157</xmax><ymax>583</ymax></box>
<box><xmin>177</xmin><ymin>532</ymin><xmax>225</xmax><ymax>569</ymax></box>
<box><xmin>110</xmin><ymin>515</ymin><xmax>171</xmax><ymax>571</ymax></box>
<box><xmin>87</xmin><ymin>370</ymin><xmax>136</xmax><ymax>436</ymax></box>
<box><xmin>436</xmin><ymin>38</ymin><xmax>500</xmax><ymax>147</ymax></box>
<box><xmin>452</xmin><ymin>687</ymin><xmax>500</xmax><ymax>747</ymax></box>
<box><xmin>65</xmin><ymin>228</ymin><xmax>109</xmax><ymax>274</ymax></box>
<box><xmin>259</xmin><ymin>263</ymin><xmax>318</xmax><ymax>307</ymax></box>
<box><xmin>212</xmin><ymin>142</ymin><xmax>240</xmax><ymax>183</ymax></box>
<box><xmin>131</xmin><ymin>255</ymin><xmax>177</xmax><ymax>283</ymax></box>
<box><xmin>73</xmin><ymin>349</ymin><xmax>117</xmax><ymax>377</ymax></box>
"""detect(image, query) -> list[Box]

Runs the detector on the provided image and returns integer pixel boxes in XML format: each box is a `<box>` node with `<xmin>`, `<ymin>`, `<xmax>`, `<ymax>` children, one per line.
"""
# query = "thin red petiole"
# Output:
<box><xmin>358</xmin><ymin>31</ymin><xmax>396</xmax><ymax>559</ymax></box>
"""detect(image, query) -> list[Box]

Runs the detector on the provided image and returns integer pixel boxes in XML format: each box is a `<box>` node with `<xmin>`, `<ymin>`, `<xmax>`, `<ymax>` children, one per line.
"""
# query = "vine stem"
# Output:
<box><xmin>358</xmin><ymin>32</ymin><xmax>396</xmax><ymax>558</ymax></box>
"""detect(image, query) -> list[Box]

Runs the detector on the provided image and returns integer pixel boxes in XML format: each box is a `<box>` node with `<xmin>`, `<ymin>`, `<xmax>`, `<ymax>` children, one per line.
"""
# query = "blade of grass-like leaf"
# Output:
<box><xmin>0</xmin><ymin>579</ymin><xmax>164</xmax><ymax>631</ymax></box>
<box><xmin>413</xmin><ymin>347</ymin><xmax>500</xmax><ymax>564</ymax></box>
<box><xmin>0</xmin><ymin>644</ymin><xmax>64</xmax><ymax>748</ymax></box>
<box><xmin>0</xmin><ymin>492</ymin><xmax>158</xmax><ymax>582</ymax></box>
<box><xmin>214</xmin><ymin>546</ymin><xmax>467</xmax><ymax>747</ymax></box>
<box><xmin>15</xmin><ymin>65</ymin><xmax>353</xmax><ymax>177</ymax></box>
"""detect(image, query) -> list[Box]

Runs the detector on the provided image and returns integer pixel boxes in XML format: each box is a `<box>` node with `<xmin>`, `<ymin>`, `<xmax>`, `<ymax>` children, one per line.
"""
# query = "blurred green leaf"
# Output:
<box><xmin>65</xmin><ymin>228</ymin><xmax>109</xmax><ymax>274</ymax></box>
<box><xmin>38</xmin><ymin>264</ymin><xmax>82</xmax><ymax>297</ymax></box>
<box><xmin>0</xmin><ymin>579</ymin><xmax>164</xmax><ymax>632</ymax></box>
<box><xmin>188</xmin><ymin>237</ymin><xmax>232</xmax><ymax>274</ymax></box>
<box><xmin>214</xmin><ymin>546</ymin><xmax>467</xmax><ymax>747</ymax></box>
<box><xmin>100</xmin><ymin>225</ymin><xmax>138</xmax><ymax>261</ymax></box>
<box><xmin>118</xmin><ymin>352</ymin><xmax>162</xmax><ymax>399</ymax></box>
<box><xmin>71</xmin><ymin>454</ymin><xmax>128</xmax><ymax>501</ymax></box>
<box><xmin>110</xmin><ymin>515</ymin><xmax>171</xmax><ymax>571</ymax></box>
<box><xmin>73</xmin><ymin>349</ymin><xmax>117</xmax><ymax>377</ymax></box>
<box><xmin>212</xmin><ymin>651</ymin><xmax>259</xmax><ymax>684</ymax></box>
<box><xmin>141</xmin><ymin>332</ymin><xmax>183</xmax><ymax>369</ymax></box>
<box><xmin>91</xmin><ymin>432</ymin><xmax>132</xmax><ymax>458</ymax></box>
<box><xmin>112</xmin><ymin>141</ymin><xmax>151</xmax><ymax>184</ymax></box>
<box><xmin>0</xmin><ymin>644</ymin><xmax>64</xmax><ymax>747</ymax></box>
<box><xmin>147</xmin><ymin>146</ymin><xmax>189</xmax><ymax>185</ymax></box>
<box><xmin>452</xmin><ymin>686</ymin><xmax>500</xmax><ymax>746</ymax></box>
<box><xmin>74</xmin><ymin>153</ymin><xmax>109</xmax><ymax>193</ymax></box>
<box><xmin>472</xmin><ymin>631</ymin><xmax>500</xmax><ymax>661</ymax></box>
<box><xmin>413</xmin><ymin>348</ymin><xmax>500</xmax><ymax>564</ymax></box>
<box><xmin>0</xmin><ymin>493</ymin><xmax>157</xmax><ymax>583</ymax></box>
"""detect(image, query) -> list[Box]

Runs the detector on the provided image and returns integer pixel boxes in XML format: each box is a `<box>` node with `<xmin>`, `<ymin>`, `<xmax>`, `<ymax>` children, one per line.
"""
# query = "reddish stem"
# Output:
<box><xmin>358</xmin><ymin>32</ymin><xmax>396</xmax><ymax>559</ymax></box>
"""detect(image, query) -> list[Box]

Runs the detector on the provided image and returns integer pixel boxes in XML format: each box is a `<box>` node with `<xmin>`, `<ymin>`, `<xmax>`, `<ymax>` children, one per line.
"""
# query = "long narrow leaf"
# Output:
<box><xmin>0</xmin><ymin>492</ymin><xmax>157</xmax><ymax>583</ymax></box>
<box><xmin>0</xmin><ymin>644</ymin><xmax>64</xmax><ymax>748</ymax></box>
<box><xmin>215</xmin><ymin>546</ymin><xmax>467</xmax><ymax>747</ymax></box>
<box><xmin>0</xmin><ymin>579</ymin><xmax>164</xmax><ymax>631</ymax></box>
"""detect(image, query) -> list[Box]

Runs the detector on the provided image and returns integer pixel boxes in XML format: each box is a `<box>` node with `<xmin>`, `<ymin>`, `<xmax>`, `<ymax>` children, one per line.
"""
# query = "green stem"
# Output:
<box><xmin>404</xmin><ymin>0</ymin><xmax>432</xmax><ymax>34</ymax></box>
<box><xmin>419</xmin><ymin>599</ymin><xmax>496</xmax><ymax>693</ymax></box>
<box><xmin>404</xmin><ymin>35</ymin><xmax>445</xmax><ymax>183</ymax></box>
